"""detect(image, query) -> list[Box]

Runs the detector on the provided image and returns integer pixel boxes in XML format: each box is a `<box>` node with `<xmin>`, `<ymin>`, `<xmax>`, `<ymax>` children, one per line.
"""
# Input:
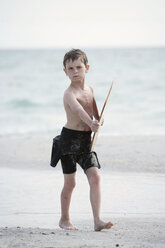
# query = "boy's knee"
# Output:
<box><xmin>64</xmin><ymin>180</ymin><xmax>76</xmax><ymax>191</ymax></box>
<box><xmin>89</xmin><ymin>173</ymin><xmax>100</xmax><ymax>186</ymax></box>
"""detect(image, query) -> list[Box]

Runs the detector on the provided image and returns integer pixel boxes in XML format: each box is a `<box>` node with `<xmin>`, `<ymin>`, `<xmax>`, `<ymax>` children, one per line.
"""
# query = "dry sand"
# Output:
<box><xmin>1</xmin><ymin>218</ymin><xmax>165</xmax><ymax>248</ymax></box>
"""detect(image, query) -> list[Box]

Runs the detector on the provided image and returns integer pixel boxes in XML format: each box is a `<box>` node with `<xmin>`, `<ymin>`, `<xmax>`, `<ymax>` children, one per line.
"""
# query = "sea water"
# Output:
<box><xmin>0</xmin><ymin>47</ymin><xmax>165</xmax><ymax>136</ymax></box>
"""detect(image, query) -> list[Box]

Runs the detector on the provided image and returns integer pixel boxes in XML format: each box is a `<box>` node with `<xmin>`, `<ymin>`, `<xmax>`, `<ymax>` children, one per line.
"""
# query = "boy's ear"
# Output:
<box><xmin>86</xmin><ymin>65</ymin><xmax>90</xmax><ymax>73</ymax></box>
<box><xmin>63</xmin><ymin>68</ymin><xmax>68</xmax><ymax>75</ymax></box>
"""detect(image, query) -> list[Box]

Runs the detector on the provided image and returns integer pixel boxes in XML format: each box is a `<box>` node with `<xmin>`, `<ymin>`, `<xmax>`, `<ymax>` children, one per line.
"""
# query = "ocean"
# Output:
<box><xmin>0</xmin><ymin>47</ymin><xmax>165</xmax><ymax>136</ymax></box>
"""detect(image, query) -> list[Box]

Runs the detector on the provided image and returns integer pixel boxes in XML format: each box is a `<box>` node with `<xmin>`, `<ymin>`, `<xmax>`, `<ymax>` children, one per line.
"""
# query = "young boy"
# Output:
<box><xmin>56</xmin><ymin>49</ymin><xmax>113</xmax><ymax>231</ymax></box>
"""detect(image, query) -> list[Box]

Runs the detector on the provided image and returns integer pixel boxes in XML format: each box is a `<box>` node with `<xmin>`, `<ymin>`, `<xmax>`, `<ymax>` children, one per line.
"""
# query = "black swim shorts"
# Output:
<box><xmin>60</xmin><ymin>127</ymin><xmax>101</xmax><ymax>174</ymax></box>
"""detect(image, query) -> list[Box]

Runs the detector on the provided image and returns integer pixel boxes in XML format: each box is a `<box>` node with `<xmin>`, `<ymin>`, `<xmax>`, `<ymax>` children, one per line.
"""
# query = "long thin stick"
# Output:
<box><xmin>90</xmin><ymin>81</ymin><xmax>114</xmax><ymax>151</ymax></box>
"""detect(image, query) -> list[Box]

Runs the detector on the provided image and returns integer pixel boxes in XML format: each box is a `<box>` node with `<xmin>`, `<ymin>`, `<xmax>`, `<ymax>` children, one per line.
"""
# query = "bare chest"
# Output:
<box><xmin>76</xmin><ymin>90</ymin><xmax>93</xmax><ymax>110</ymax></box>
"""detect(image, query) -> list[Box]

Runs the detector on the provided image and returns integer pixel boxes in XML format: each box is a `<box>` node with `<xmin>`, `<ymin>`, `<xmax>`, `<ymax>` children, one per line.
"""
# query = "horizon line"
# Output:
<box><xmin>0</xmin><ymin>44</ymin><xmax>165</xmax><ymax>50</ymax></box>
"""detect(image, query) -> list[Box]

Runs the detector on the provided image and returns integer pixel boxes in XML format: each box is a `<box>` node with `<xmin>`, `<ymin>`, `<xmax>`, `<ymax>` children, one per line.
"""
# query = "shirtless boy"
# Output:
<box><xmin>58</xmin><ymin>49</ymin><xmax>113</xmax><ymax>231</ymax></box>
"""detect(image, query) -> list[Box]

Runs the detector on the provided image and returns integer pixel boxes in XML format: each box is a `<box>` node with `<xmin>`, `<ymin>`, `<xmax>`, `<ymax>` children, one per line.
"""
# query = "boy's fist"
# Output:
<box><xmin>90</xmin><ymin>120</ymin><xmax>100</xmax><ymax>133</ymax></box>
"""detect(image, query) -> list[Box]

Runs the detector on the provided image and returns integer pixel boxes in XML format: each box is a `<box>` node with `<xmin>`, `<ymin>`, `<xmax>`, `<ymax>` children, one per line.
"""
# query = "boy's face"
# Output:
<box><xmin>64</xmin><ymin>58</ymin><xmax>89</xmax><ymax>82</ymax></box>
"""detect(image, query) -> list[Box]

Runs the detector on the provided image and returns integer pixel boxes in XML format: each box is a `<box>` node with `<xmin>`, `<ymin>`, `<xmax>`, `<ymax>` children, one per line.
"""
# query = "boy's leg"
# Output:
<box><xmin>59</xmin><ymin>173</ymin><xmax>78</xmax><ymax>230</ymax></box>
<box><xmin>86</xmin><ymin>167</ymin><xmax>113</xmax><ymax>231</ymax></box>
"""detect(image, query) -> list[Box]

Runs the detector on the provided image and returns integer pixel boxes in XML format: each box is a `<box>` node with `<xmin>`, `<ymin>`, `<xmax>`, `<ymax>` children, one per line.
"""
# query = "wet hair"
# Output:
<box><xmin>63</xmin><ymin>49</ymin><xmax>88</xmax><ymax>68</ymax></box>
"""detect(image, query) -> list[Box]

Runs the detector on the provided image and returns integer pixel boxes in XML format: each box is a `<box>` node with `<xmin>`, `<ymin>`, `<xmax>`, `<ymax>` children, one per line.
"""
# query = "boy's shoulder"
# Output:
<box><xmin>63</xmin><ymin>87</ymin><xmax>74</xmax><ymax>103</ymax></box>
<box><xmin>63</xmin><ymin>86</ymin><xmax>73</xmax><ymax>96</ymax></box>
<box><xmin>88</xmin><ymin>85</ymin><xmax>93</xmax><ymax>92</ymax></box>
<box><xmin>64</xmin><ymin>84</ymin><xmax>93</xmax><ymax>94</ymax></box>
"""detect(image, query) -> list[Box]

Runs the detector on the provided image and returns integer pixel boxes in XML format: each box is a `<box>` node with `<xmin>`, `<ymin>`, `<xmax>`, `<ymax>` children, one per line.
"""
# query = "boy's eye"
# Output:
<box><xmin>68</xmin><ymin>67</ymin><xmax>73</xmax><ymax>70</ymax></box>
<box><xmin>77</xmin><ymin>66</ymin><xmax>82</xmax><ymax>69</ymax></box>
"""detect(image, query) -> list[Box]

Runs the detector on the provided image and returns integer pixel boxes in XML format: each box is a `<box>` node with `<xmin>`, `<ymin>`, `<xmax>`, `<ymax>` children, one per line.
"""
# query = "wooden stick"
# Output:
<box><xmin>90</xmin><ymin>81</ymin><xmax>114</xmax><ymax>151</ymax></box>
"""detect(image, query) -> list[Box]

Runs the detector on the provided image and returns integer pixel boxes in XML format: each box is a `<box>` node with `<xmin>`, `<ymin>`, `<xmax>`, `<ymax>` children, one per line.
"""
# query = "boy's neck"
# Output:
<box><xmin>70</xmin><ymin>80</ymin><xmax>85</xmax><ymax>89</ymax></box>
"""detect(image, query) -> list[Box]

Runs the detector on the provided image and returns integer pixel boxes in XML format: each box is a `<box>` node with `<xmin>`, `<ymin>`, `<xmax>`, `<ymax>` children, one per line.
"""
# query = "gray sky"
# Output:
<box><xmin>0</xmin><ymin>0</ymin><xmax>165</xmax><ymax>48</ymax></box>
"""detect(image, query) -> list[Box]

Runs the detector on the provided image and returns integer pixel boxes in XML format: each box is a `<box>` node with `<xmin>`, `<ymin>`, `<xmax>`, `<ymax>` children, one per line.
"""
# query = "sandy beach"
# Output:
<box><xmin>1</xmin><ymin>218</ymin><xmax>165</xmax><ymax>248</ymax></box>
<box><xmin>0</xmin><ymin>134</ymin><xmax>165</xmax><ymax>247</ymax></box>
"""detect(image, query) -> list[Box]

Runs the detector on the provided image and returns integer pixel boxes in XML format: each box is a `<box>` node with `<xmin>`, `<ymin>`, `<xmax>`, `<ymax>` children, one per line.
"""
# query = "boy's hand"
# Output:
<box><xmin>90</xmin><ymin>120</ymin><xmax>100</xmax><ymax>133</ymax></box>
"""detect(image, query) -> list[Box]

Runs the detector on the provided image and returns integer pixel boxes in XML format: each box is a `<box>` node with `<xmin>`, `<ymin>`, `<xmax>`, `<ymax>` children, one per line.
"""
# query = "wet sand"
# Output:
<box><xmin>0</xmin><ymin>134</ymin><xmax>165</xmax><ymax>247</ymax></box>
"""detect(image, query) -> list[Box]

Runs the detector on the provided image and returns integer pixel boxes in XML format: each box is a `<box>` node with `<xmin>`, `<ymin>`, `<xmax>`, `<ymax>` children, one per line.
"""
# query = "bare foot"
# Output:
<box><xmin>59</xmin><ymin>220</ymin><xmax>78</xmax><ymax>230</ymax></box>
<box><xmin>94</xmin><ymin>220</ymin><xmax>113</xmax><ymax>231</ymax></box>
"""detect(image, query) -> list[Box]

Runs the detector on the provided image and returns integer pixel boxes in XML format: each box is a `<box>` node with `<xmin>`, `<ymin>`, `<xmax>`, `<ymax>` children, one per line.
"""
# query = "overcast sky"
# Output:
<box><xmin>0</xmin><ymin>0</ymin><xmax>165</xmax><ymax>48</ymax></box>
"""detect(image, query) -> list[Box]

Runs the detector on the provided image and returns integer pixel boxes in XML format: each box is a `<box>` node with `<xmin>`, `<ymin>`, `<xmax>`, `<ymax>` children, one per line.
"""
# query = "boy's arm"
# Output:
<box><xmin>89</xmin><ymin>86</ymin><xmax>99</xmax><ymax>121</ymax></box>
<box><xmin>93</xmin><ymin>97</ymin><xmax>99</xmax><ymax>121</ymax></box>
<box><xmin>93</xmin><ymin>96</ymin><xmax>104</xmax><ymax>126</ymax></box>
<box><xmin>90</xmin><ymin>86</ymin><xmax>104</xmax><ymax>125</ymax></box>
<box><xmin>64</xmin><ymin>92</ymin><xmax>100</xmax><ymax>132</ymax></box>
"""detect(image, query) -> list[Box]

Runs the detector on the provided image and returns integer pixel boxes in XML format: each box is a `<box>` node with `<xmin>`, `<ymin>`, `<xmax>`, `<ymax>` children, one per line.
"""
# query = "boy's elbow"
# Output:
<box><xmin>71</xmin><ymin>105</ymin><xmax>82</xmax><ymax>116</ymax></box>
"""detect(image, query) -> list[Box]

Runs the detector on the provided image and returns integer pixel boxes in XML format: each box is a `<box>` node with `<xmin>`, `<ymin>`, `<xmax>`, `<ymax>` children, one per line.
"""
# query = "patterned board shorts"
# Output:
<box><xmin>60</xmin><ymin>127</ymin><xmax>101</xmax><ymax>174</ymax></box>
